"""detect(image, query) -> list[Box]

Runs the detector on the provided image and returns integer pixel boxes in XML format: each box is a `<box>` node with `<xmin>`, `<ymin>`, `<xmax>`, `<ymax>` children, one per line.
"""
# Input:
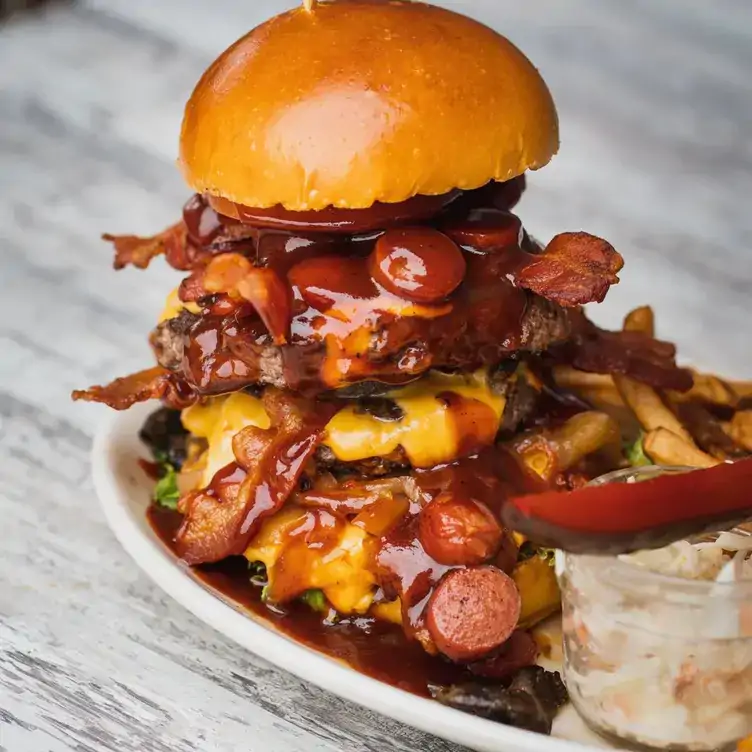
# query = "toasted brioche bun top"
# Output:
<box><xmin>179</xmin><ymin>0</ymin><xmax>559</xmax><ymax>212</ymax></box>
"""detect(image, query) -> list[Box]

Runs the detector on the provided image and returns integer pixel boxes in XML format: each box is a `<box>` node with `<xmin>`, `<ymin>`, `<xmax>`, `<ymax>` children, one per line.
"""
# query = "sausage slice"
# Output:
<box><xmin>418</xmin><ymin>493</ymin><xmax>502</xmax><ymax>566</ymax></box>
<box><xmin>426</xmin><ymin>566</ymin><xmax>521</xmax><ymax>662</ymax></box>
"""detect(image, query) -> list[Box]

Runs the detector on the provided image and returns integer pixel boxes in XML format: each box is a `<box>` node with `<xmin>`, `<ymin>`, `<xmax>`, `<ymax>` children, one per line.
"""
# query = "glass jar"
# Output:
<box><xmin>557</xmin><ymin>465</ymin><xmax>752</xmax><ymax>752</ymax></box>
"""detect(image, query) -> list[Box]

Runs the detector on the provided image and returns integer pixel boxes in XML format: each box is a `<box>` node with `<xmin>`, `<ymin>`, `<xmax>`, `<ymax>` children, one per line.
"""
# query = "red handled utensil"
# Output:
<box><xmin>501</xmin><ymin>459</ymin><xmax>752</xmax><ymax>555</ymax></box>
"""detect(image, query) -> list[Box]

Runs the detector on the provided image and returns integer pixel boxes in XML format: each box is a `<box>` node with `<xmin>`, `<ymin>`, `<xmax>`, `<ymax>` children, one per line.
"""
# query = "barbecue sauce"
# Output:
<box><xmin>149</xmin><ymin>506</ymin><xmax>465</xmax><ymax>694</ymax></box>
<box><xmin>148</xmin><ymin>446</ymin><xmax>544</xmax><ymax>695</ymax></box>
<box><xmin>166</xmin><ymin>177</ymin><xmax>554</xmax><ymax>395</ymax></box>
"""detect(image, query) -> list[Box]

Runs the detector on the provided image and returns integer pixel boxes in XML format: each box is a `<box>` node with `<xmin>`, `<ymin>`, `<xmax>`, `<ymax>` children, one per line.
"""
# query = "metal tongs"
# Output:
<box><xmin>501</xmin><ymin>458</ymin><xmax>752</xmax><ymax>555</ymax></box>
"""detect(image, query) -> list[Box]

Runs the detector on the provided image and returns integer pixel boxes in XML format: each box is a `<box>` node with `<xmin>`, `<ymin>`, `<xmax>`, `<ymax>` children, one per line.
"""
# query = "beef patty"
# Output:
<box><xmin>152</xmin><ymin>294</ymin><xmax>571</xmax><ymax>394</ymax></box>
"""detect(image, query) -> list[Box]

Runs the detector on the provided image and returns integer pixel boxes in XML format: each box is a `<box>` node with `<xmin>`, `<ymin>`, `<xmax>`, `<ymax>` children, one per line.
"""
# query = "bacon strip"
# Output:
<box><xmin>106</xmin><ymin>209</ymin><xmax>261</xmax><ymax>272</ymax></box>
<box><xmin>515</xmin><ymin>232</ymin><xmax>624</xmax><ymax>307</ymax></box>
<box><xmin>203</xmin><ymin>253</ymin><xmax>291</xmax><ymax>345</ymax></box>
<box><xmin>175</xmin><ymin>390</ymin><xmax>335</xmax><ymax>564</ymax></box>
<box><xmin>672</xmin><ymin>401</ymin><xmax>750</xmax><ymax>460</ymax></box>
<box><xmin>71</xmin><ymin>366</ymin><xmax>197</xmax><ymax>410</ymax></box>
<box><xmin>559</xmin><ymin>311</ymin><xmax>694</xmax><ymax>392</ymax></box>
<box><xmin>105</xmin><ymin>222</ymin><xmax>188</xmax><ymax>270</ymax></box>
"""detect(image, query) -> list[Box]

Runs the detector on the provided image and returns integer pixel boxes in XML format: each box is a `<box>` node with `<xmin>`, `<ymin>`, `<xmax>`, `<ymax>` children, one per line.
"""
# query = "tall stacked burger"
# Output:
<box><xmin>75</xmin><ymin>0</ymin><xmax>696</xmax><ymax>728</ymax></box>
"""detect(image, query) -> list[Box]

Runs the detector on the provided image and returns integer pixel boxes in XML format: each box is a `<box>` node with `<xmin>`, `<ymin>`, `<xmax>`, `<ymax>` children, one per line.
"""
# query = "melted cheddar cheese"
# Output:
<box><xmin>371</xmin><ymin>599</ymin><xmax>403</xmax><ymax>625</ymax></box>
<box><xmin>182</xmin><ymin>369</ymin><xmax>507</xmax><ymax>480</ymax></box>
<box><xmin>179</xmin><ymin>369</ymin><xmax>509</xmax><ymax>617</ymax></box>
<box><xmin>159</xmin><ymin>287</ymin><xmax>201</xmax><ymax>323</ymax></box>
<box><xmin>244</xmin><ymin>506</ymin><xmax>377</xmax><ymax>615</ymax></box>
<box><xmin>182</xmin><ymin>392</ymin><xmax>271</xmax><ymax>485</ymax></box>
<box><xmin>325</xmin><ymin>369</ymin><xmax>506</xmax><ymax>467</ymax></box>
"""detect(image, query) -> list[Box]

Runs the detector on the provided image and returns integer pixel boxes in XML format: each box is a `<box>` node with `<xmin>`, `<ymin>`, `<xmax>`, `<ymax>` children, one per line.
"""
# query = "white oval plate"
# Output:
<box><xmin>93</xmin><ymin>402</ymin><xmax>620</xmax><ymax>752</ymax></box>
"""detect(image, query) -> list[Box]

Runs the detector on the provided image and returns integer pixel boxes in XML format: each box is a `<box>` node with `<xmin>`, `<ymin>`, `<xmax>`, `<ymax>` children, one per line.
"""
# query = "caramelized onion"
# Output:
<box><xmin>353</xmin><ymin>494</ymin><xmax>410</xmax><ymax>537</ymax></box>
<box><xmin>297</xmin><ymin>477</ymin><xmax>424</xmax><ymax>516</ymax></box>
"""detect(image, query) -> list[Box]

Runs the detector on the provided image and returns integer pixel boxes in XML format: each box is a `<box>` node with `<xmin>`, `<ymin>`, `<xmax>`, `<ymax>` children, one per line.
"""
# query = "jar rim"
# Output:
<box><xmin>586</xmin><ymin>464</ymin><xmax>697</xmax><ymax>486</ymax></box>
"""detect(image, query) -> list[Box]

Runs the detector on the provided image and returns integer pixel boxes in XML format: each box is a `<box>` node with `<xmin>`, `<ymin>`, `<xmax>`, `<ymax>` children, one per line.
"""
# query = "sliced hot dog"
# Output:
<box><xmin>426</xmin><ymin>566</ymin><xmax>521</xmax><ymax>662</ymax></box>
<box><xmin>418</xmin><ymin>493</ymin><xmax>502</xmax><ymax>566</ymax></box>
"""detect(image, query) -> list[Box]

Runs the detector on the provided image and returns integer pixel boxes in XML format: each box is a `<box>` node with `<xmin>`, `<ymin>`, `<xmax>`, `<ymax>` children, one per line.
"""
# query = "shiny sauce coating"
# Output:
<box><xmin>166</xmin><ymin>178</ymin><xmax>555</xmax><ymax>395</ymax></box>
<box><xmin>148</xmin><ymin>447</ymin><xmax>544</xmax><ymax>694</ymax></box>
<box><xmin>149</xmin><ymin>506</ymin><xmax>466</xmax><ymax>694</ymax></box>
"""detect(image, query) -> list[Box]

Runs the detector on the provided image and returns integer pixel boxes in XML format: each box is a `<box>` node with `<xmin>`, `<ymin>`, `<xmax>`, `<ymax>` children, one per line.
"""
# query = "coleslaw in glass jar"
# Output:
<box><xmin>557</xmin><ymin>466</ymin><xmax>752</xmax><ymax>751</ymax></box>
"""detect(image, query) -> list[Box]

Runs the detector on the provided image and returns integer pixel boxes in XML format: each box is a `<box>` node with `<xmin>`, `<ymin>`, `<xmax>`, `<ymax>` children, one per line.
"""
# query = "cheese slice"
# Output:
<box><xmin>180</xmin><ymin>370</ymin><xmax>508</xmax><ymax>619</ymax></box>
<box><xmin>325</xmin><ymin>369</ymin><xmax>506</xmax><ymax>467</ymax></box>
<box><xmin>159</xmin><ymin>287</ymin><xmax>201</xmax><ymax>323</ymax></box>
<box><xmin>244</xmin><ymin>506</ymin><xmax>377</xmax><ymax>615</ymax></box>
<box><xmin>182</xmin><ymin>369</ymin><xmax>507</xmax><ymax>484</ymax></box>
<box><xmin>182</xmin><ymin>392</ymin><xmax>271</xmax><ymax>485</ymax></box>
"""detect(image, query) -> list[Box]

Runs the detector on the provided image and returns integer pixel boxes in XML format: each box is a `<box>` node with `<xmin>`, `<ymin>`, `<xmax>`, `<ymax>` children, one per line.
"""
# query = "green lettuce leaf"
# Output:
<box><xmin>625</xmin><ymin>433</ymin><xmax>651</xmax><ymax>467</ymax></box>
<box><xmin>537</xmin><ymin>548</ymin><xmax>557</xmax><ymax>567</ymax></box>
<box><xmin>152</xmin><ymin>453</ymin><xmax>180</xmax><ymax>510</ymax></box>
<box><xmin>300</xmin><ymin>589</ymin><xmax>328</xmax><ymax>612</ymax></box>
<box><xmin>518</xmin><ymin>542</ymin><xmax>556</xmax><ymax>567</ymax></box>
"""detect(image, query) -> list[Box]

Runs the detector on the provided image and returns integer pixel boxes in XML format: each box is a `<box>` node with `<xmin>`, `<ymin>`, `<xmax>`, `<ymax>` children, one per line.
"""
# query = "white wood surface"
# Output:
<box><xmin>1</xmin><ymin>2</ymin><xmax>750</xmax><ymax>750</ymax></box>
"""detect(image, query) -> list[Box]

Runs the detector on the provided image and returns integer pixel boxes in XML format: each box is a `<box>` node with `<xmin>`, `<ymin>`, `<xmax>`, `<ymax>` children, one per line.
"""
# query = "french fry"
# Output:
<box><xmin>551</xmin><ymin>411</ymin><xmax>621</xmax><ymax>471</ymax></box>
<box><xmin>551</xmin><ymin>367</ymin><xmax>635</xmax><ymax>432</ymax></box>
<box><xmin>725</xmin><ymin>411</ymin><xmax>752</xmax><ymax>452</ymax></box>
<box><xmin>669</xmin><ymin>370</ymin><xmax>738</xmax><ymax>407</ymax></box>
<box><xmin>614</xmin><ymin>305</ymin><xmax>700</xmax><ymax>446</ymax></box>
<box><xmin>513</xmin><ymin>437</ymin><xmax>556</xmax><ymax>480</ymax></box>
<box><xmin>614</xmin><ymin>375</ymin><xmax>695</xmax><ymax>445</ymax></box>
<box><xmin>730</xmin><ymin>380</ymin><xmax>752</xmax><ymax>399</ymax></box>
<box><xmin>738</xmin><ymin>735</ymin><xmax>752</xmax><ymax>752</ymax></box>
<box><xmin>574</xmin><ymin>384</ymin><xmax>625</xmax><ymax>410</ymax></box>
<box><xmin>623</xmin><ymin>305</ymin><xmax>655</xmax><ymax>337</ymax></box>
<box><xmin>509</xmin><ymin>411</ymin><xmax>621</xmax><ymax>480</ymax></box>
<box><xmin>513</xmin><ymin>556</ymin><xmax>561</xmax><ymax>629</ymax></box>
<box><xmin>643</xmin><ymin>428</ymin><xmax>720</xmax><ymax>469</ymax></box>
<box><xmin>669</xmin><ymin>398</ymin><xmax>749</xmax><ymax>461</ymax></box>
<box><xmin>573</xmin><ymin>385</ymin><xmax>638</xmax><ymax>436</ymax></box>
<box><xmin>552</xmin><ymin>366</ymin><xmax>614</xmax><ymax>390</ymax></box>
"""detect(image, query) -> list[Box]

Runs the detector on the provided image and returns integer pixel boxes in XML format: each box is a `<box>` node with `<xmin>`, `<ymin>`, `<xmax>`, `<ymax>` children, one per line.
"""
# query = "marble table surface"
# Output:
<box><xmin>1</xmin><ymin>1</ymin><xmax>750</xmax><ymax>750</ymax></box>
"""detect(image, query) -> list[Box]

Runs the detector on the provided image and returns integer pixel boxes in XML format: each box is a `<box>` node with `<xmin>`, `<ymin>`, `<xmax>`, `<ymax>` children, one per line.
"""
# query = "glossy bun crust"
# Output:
<box><xmin>179</xmin><ymin>0</ymin><xmax>559</xmax><ymax>211</ymax></box>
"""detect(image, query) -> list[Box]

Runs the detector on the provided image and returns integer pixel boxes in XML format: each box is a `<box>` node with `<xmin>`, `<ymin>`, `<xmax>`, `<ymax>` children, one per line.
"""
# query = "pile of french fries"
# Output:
<box><xmin>552</xmin><ymin>306</ymin><xmax>752</xmax><ymax>468</ymax></box>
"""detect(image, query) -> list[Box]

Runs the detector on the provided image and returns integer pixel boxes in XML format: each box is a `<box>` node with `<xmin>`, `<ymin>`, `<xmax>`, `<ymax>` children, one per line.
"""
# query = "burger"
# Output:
<box><xmin>74</xmin><ymin>0</ymin><xmax>692</xmax><ymax>709</ymax></box>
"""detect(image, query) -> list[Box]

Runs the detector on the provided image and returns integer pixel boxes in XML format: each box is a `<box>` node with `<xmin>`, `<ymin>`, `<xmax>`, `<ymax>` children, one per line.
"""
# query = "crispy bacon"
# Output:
<box><xmin>178</xmin><ymin>269</ymin><xmax>208</xmax><ymax>303</ymax></box>
<box><xmin>105</xmin><ymin>222</ymin><xmax>189</xmax><ymax>270</ymax></box>
<box><xmin>106</xmin><ymin>203</ymin><xmax>262</xmax><ymax>273</ymax></box>
<box><xmin>174</xmin><ymin>390</ymin><xmax>336</xmax><ymax>564</ymax></box>
<box><xmin>515</xmin><ymin>232</ymin><xmax>624</xmax><ymax>307</ymax></box>
<box><xmin>203</xmin><ymin>253</ymin><xmax>291</xmax><ymax>345</ymax></box>
<box><xmin>671</xmin><ymin>401</ymin><xmax>750</xmax><ymax>460</ymax></box>
<box><xmin>71</xmin><ymin>366</ymin><xmax>197</xmax><ymax>410</ymax></box>
<box><xmin>559</xmin><ymin>311</ymin><xmax>694</xmax><ymax>392</ymax></box>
